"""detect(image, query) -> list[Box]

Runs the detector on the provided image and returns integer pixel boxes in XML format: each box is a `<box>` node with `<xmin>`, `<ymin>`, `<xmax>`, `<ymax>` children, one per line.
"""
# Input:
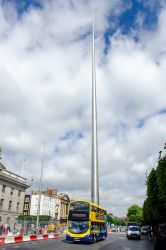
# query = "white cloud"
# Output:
<box><xmin>0</xmin><ymin>0</ymin><xmax>166</xmax><ymax>217</ymax></box>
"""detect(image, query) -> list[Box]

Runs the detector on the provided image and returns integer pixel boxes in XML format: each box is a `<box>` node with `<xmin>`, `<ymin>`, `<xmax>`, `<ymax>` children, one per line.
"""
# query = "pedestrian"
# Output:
<box><xmin>39</xmin><ymin>227</ymin><xmax>42</xmax><ymax>234</ymax></box>
<box><xmin>154</xmin><ymin>224</ymin><xmax>166</xmax><ymax>250</ymax></box>
<box><xmin>148</xmin><ymin>226</ymin><xmax>152</xmax><ymax>241</ymax></box>
<box><xmin>20</xmin><ymin>227</ymin><xmax>24</xmax><ymax>236</ymax></box>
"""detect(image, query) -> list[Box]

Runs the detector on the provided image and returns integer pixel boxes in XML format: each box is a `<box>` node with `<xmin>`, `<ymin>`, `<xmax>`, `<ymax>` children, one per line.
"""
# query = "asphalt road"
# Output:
<box><xmin>0</xmin><ymin>233</ymin><xmax>154</xmax><ymax>250</ymax></box>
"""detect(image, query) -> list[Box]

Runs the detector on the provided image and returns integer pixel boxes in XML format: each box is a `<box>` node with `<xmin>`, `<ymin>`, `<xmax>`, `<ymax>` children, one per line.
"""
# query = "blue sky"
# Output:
<box><xmin>104</xmin><ymin>0</ymin><xmax>161</xmax><ymax>53</ymax></box>
<box><xmin>2</xmin><ymin>0</ymin><xmax>161</xmax><ymax>46</ymax></box>
<box><xmin>2</xmin><ymin>0</ymin><xmax>43</xmax><ymax>13</ymax></box>
<box><xmin>0</xmin><ymin>0</ymin><xmax>166</xmax><ymax>216</ymax></box>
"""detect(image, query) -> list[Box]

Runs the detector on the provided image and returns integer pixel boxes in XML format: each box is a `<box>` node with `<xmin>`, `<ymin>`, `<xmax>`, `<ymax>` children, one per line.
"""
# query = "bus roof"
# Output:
<box><xmin>70</xmin><ymin>199</ymin><xmax>106</xmax><ymax>211</ymax></box>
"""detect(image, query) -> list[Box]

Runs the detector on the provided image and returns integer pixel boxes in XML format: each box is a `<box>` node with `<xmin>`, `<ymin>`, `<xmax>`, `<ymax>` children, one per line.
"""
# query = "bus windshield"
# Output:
<box><xmin>70</xmin><ymin>201</ymin><xmax>89</xmax><ymax>211</ymax></box>
<box><xmin>68</xmin><ymin>221</ymin><xmax>89</xmax><ymax>234</ymax></box>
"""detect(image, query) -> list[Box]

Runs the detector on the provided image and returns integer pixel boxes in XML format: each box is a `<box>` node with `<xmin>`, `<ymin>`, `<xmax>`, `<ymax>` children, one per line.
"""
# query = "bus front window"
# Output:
<box><xmin>68</xmin><ymin>221</ymin><xmax>89</xmax><ymax>234</ymax></box>
<box><xmin>70</xmin><ymin>202</ymin><xmax>89</xmax><ymax>211</ymax></box>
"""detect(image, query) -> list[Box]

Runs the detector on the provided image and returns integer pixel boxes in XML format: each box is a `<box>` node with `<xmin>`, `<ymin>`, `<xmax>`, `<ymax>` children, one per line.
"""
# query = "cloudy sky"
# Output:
<box><xmin>0</xmin><ymin>0</ymin><xmax>166</xmax><ymax>217</ymax></box>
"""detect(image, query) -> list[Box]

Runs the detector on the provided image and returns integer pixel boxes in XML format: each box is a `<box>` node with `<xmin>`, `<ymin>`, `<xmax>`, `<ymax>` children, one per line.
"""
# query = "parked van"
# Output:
<box><xmin>127</xmin><ymin>222</ymin><xmax>138</xmax><ymax>228</ymax></box>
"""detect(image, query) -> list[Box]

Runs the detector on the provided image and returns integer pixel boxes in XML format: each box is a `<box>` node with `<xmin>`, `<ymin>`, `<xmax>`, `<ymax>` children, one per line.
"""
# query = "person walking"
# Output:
<box><xmin>154</xmin><ymin>224</ymin><xmax>166</xmax><ymax>250</ymax></box>
<box><xmin>148</xmin><ymin>226</ymin><xmax>152</xmax><ymax>241</ymax></box>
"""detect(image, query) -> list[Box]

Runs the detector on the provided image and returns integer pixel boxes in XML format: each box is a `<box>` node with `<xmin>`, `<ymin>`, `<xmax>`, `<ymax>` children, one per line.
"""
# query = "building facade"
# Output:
<box><xmin>23</xmin><ymin>194</ymin><xmax>31</xmax><ymax>215</ymax></box>
<box><xmin>58</xmin><ymin>193</ymin><xmax>70</xmax><ymax>224</ymax></box>
<box><xmin>28</xmin><ymin>189</ymin><xmax>70</xmax><ymax>223</ymax></box>
<box><xmin>0</xmin><ymin>163</ymin><xmax>29</xmax><ymax>230</ymax></box>
<box><xmin>41</xmin><ymin>189</ymin><xmax>70</xmax><ymax>223</ymax></box>
<box><xmin>29</xmin><ymin>194</ymin><xmax>57</xmax><ymax>218</ymax></box>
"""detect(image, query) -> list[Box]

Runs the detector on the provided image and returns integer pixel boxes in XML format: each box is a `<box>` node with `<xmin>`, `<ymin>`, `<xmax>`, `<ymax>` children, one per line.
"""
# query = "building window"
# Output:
<box><xmin>10</xmin><ymin>188</ymin><xmax>14</xmax><ymax>195</ymax></box>
<box><xmin>0</xmin><ymin>216</ymin><xmax>1</xmax><ymax>222</ymax></box>
<box><xmin>16</xmin><ymin>202</ymin><xmax>20</xmax><ymax>212</ymax></box>
<box><xmin>0</xmin><ymin>199</ymin><xmax>4</xmax><ymax>209</ymax></box>
<box><xmin>9</xmin><ymin>201</ymin><xmax>12</xmax><ymax>211</ymax></box>
<box><xmin>24</xmin><ymin>204</ymin><xmax>28</xmax><ymax>210</ymax></box>
<box><xmin>6</xmin><ymin>217</ymin><xmax>10</xmax><ymax>223</ymax></box>
<box><xmin>25</xmin><ymin>197</ymin><xmax>29</xmax><ymax>202</ymax></box>
<box><xmin>2</xmin><ymin>185</ymin><xmax>6</xmax><ymax>193</ymax></box>
<box><xmin>18</xmin><ymin>190</ymin><xmax>21</xmax><ymax>197</ymax></box>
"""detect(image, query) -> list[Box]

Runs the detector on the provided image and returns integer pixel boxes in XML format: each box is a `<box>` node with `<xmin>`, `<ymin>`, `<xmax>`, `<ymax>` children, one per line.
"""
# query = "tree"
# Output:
<box><xmin>107</xmin><ymin>215</ymin><xmax>126</xmax><ymax>226</ymax></box>
<box><xmin>143</xmin><ymin>144</ymin><xmax>166</xmax><ymax>226</ymax></box>
<box><xmin>143</xmin><ymin>168</ymin><xmax>159</xmax><ymax>225</ymax></box>
<box><xmin>18</xmin><ymin>215</ymin><xmax>51</xmax><ymax>221</ymax></box>
<box><xmin>143</xmin><ymin>198</ymin><xmax>152</xmax><ymax>225</ymax></box>
<box><xmin>156</xmin><ymin>155</ymin><xmax>166</xmax><ymax>222</ymax></box>
<box><xmin>127</xmin><ymin>204</ymin><xmax>143</xmax><ymax>225</ymax></box>
<box><xmin>107</xmin><ymin>215</ymin><xmax>114</xmax><ymax>225</ymax></box>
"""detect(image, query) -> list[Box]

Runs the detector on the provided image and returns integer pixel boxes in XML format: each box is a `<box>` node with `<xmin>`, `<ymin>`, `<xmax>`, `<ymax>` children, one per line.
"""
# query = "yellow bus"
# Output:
<box><xmin>66</xmin><ymin>200</ymin><xmax>107</xmax><ymax>243</ymax></box>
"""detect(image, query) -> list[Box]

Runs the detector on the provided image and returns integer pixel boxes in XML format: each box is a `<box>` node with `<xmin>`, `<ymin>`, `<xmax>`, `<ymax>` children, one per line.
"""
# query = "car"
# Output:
<box><xmin>127</xmin><ymin>222</ymin><xmax>138</xmax><ymax>228</ymax></box>
<box><xmin>141</xmin><ymin>226</ymin><xmax>148</xmax><ymax>235</ymax></box>
<box><xmin>127</xmin><ymin>226</ymin><xmax>141</xmax><ymax>240</ymax></box>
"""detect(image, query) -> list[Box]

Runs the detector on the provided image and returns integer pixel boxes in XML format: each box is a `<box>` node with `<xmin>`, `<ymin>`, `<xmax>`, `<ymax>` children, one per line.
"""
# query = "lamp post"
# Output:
<box><xmin>21</xmin><ymin>158</ymin><xmax>27</xmax><ymax>177</ymax></box>
<box><xmin>36</xmin><ymin>143</ymin><xmax>46</xmax><ymax>231</ymax></box>
<box><xmin>30</xmin><ymin>177</ymin><xmax>34</xmax><ymax>195</ymax></box>
<box><xmin>0</xmin><ymin>146</ymin><xmax>2</xmax><ymax>162</ymax></box>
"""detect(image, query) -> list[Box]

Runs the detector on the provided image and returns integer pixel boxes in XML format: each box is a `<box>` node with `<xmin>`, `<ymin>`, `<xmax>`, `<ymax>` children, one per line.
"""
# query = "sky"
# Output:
<box><xmin>0</xmin><ymin>0</ymin><xmax>166</xmax><ymax>217</ymax></box>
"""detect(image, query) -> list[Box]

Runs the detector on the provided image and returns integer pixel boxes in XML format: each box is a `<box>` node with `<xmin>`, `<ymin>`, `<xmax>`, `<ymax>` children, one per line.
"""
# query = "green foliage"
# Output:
<box><xmin>107</xmin><ymin>215</ymin><xmax>126</xmax><ymax>226</ymax></box>
<box><xmin>18</xmin><ymin>215</ymin><xmax>51</xmax><ymax>221</ymax></box>
<box><xmin>143</xmin><ymin>145</ymin><xmax>166</xmax><ymax>225</ymax></box>
<box><xmin>127</xmin><ymin>204</ymin><xmax>143</xmax><ymax>225</ymax></box>
<box><xmin>143</xmin><ymin>199</ymin><xmax>151</xmax><ymax>225</ymax></box>
<box><xmin>107</xmin><ymin>215</ymin><xmax>114</xmax><ymax>224</ymax></box>
<box><xmin>143</xmin><ymin>168</ymin><xmax>159</xmax><ymax>224</ymax></box>
<box><xmin>157</xmin><ymin>156</ymin><xmax>166</xmax><ymax>222</ymax></box>
<box><xmin>116</xmin><ymin>219</ymin><xmax>126</xmax><ymax>226</ymax></box>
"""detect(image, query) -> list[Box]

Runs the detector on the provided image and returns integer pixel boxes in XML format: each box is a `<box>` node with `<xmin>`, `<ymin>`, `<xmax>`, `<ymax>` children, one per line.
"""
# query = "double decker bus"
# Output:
<box><xmin>66</xmin><ymin>200</ymin><xmax>107</xmax><ymax>243</ymax></box>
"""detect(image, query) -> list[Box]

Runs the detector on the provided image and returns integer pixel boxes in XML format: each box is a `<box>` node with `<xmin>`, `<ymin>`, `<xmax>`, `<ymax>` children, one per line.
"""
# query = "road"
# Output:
<box><xmin>1</xmin><ymin>233</ymin><xmax>154</xmax><ymax>250</ymax></box>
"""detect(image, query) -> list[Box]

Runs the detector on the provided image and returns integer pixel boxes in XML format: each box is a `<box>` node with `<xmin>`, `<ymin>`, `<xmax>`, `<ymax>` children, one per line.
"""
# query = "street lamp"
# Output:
<box><xmin>21</xmin><ymin>157</ymin><xmax>27</xmax><ymax>177</ymax></box>
<box><xmin>36</xmin><ymin>143</ymin><xmax>46</xmax><ymax>231</ymax></box>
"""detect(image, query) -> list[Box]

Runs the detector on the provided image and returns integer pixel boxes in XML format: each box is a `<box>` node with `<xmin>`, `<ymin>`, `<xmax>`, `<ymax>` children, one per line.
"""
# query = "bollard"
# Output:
<box><xmin>30</xmin><ymin>235</ymin><xmax>37</xmax><ymax>241</ymax></box>
<box><xmin>43</xmin><ymin>234</ymin><xmax>48</xmax><ymax>239</ymax></box>
<box><xmin>0</xmin><ymin>237</ymin><xmax>5</xmax><ymax>245</ymax></box>
<box><xmin>14</xmin><ymin>235</ymin><xmax>23</xmax><ymax>243</ymax></box>
<box><xmin>54</xmin><ymin>233</ymin><xmax>60</xmax><ymax>239</ymax></box>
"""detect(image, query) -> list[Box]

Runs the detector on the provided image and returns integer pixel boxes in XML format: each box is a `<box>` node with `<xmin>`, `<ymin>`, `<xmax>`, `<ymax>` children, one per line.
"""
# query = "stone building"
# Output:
<box><xmin>0</xmin><ymin>162</ymin><xmax>29</xmax><ymax>230</ymax></box>
<box><xmin>41</xmin><ymin>189</ymin><xmax>70</xmax><ymax>223</ymax></box>
<box><xmin>58</xmin><ymin>193</ymin><xmax>70</xmax><ymax>224</ymax></box>
<box><xmin>29</xmin><ymin>194</ymin><xmax>57</xmax><ymax>218</ymax></box>
<box><xmin>38</xmin><ymin>189</ymin><xmax>70</xmax><ymax>223</ymax></box>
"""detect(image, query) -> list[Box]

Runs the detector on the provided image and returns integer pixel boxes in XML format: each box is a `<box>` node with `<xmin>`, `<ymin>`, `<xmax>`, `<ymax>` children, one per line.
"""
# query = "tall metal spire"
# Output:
<box><xmin>91</xmin><ymin>16</ymin><xmax>99</xmax><ymax>205</ymax></box>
